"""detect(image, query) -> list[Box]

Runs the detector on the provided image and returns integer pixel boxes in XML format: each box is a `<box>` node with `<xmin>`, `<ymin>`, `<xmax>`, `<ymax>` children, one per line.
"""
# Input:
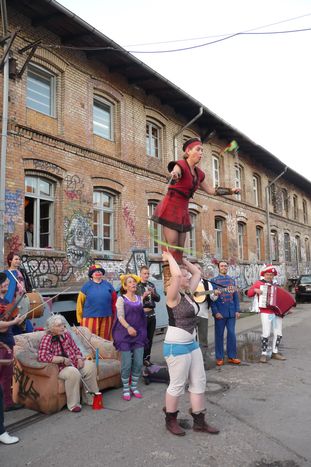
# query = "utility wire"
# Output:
<box><xmin>125</xmin><ymin>12</ymin><xmax>311</xmax><ymax>47</ymax></box>
<box><xmin>40</xmin><ymin>26</ymin><xmax>311</xmax><ymax>54</ymax></box>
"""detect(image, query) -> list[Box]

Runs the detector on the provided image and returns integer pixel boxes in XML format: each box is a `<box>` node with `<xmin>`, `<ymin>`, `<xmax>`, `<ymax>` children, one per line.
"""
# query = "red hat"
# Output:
<box><xmin>260</xmin><ymin>265</ymin><xmax>277</xmax><ymax>277</ymax></box>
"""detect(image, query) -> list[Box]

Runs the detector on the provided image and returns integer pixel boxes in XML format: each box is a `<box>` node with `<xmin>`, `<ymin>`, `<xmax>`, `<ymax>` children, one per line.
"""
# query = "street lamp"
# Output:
<box><xmin>265</xmin><ymin>166</ymin><xmax>288</xmax><ymax>263</ymax></box>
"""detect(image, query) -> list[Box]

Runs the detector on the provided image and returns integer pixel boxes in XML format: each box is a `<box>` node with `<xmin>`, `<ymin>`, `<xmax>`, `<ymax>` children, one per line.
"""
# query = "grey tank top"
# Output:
<box><xmin>166</xmin><ymin>294</ymin><xmax>198</xmax><ymax>335</ymax></box>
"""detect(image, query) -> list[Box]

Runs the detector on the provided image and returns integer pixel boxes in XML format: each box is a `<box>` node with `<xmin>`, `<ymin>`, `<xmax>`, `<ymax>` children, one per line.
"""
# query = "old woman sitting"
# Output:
<box><xmin>38</xmin><ymin>314</ymin><xmax>99</xmax><ymax>412</ymax></box>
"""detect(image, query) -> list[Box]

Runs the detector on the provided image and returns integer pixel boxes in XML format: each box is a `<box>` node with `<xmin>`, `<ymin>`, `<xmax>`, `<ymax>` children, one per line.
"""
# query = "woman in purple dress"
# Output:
<box><xmin>112</xmin><ymin>274</ymin><xmax>147</xmax><ymax>401</ymax></box>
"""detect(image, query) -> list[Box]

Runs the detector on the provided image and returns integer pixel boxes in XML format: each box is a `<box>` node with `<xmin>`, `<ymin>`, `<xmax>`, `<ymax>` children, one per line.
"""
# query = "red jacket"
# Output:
<box><xmin>247</xmin><ymin>280</ymin><xmax>274</xmax><ymax>314</ymax></box>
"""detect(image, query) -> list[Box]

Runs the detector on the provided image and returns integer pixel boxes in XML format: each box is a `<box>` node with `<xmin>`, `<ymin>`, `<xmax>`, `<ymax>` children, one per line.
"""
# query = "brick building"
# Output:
<box><xmin>1</xmin><ymin>0</ymin><xmax>310</xmax><ymax>306</ymax></box>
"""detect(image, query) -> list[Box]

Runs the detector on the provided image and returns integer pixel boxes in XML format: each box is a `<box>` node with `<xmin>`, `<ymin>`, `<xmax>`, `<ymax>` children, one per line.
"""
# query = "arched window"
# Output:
<box><xmin>252</xmin><ymin>175</ymin><xmax>261</xmax><ymax>207</ymax></box>
<box><xmin>293</xmin><ymin>195</ymin><xmax>298</xmax><ymax>220</ymax></box>
<box><xmin>148</xmin><ymin>201</ymin><xmax>161</xmax><ymax>254</ymax></box>
<box><xmin>256</xmin><ymin>226</ymin><xmax>264</xmax><ymax>260</ymax></box>
<box><xmin>295</xmin><ymin>235</ymin><xmax>302</xmax><ymax>262</ymax></box>
<box><xmin>284</xmin><ymin>232</ymin><xmax>291</xmax><ymax>262</ymax></box>
<box><xmin>188</xmin><ymin>212</ymin><xmax>197</xmax><ymax>256</ymax></box>
<box><xmin>237</xmin><ymin>222</ymin><xmax>247</xmax><ymax>260</ymax></box>
<box><xmin>270</xmin><ymin>230</ymin><xmax>279</xmax><ymax>262</ymax></box>
<box><xmin>26</xmin><ymin>64</ymin><xmax>56</xmax><ymax>116</ymax></box>
<box><xmin>93</xmin><ymin>96</ymin><xmax>114</xmax><ymax>140</ymax></box>
<box><xmin>212</xmin><ymin>156</ymin><xmax>220</xmax><ymax>188</ymax></box>
<box><xmin>215</xmin><ymin>217</ymin><xmax>223</xmax><ymax>258</ymax></box>
<box><xmin>281</xmin><ymin>189</ymin><xmax>289</xmax><ymax>217</ymax></box>
<box><xmin>303</xmin><ymin>199</ymin><xmax>308</xmax><ymax>224</ymax></box>
<box><xmin>25</xmin><ymin>175</ymin><xmax>55</xmax><ymax>248</ymax></box>
<box><xmin>146</xmin><ymin>120</ymin><xmax>162</xmax><ymax>158</ymax></box>
<box><xmin>93</xmin><ymin>190</ymin><xmax>115</xmax><ymax>252</ymax></box>
<box><xmin>305</xmin><ymin>237</ymin><xmax>310</xmax><ymax>262</ymax></box>
<box><xmin>235</xmin><ymin>165</ymin><xmax>244</xmax><ymax>201</ymax></box>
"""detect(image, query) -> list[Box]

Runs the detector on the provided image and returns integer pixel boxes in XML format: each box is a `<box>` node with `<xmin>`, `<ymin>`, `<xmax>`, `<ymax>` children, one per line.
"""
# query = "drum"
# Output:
<box><xmin>18</xmin><ymin>292</ymin><xmax>44</xmax><ymax>319</ymax></box>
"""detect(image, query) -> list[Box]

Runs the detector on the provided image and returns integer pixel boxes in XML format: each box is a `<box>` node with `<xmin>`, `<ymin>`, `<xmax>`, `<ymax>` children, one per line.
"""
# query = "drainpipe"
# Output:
<box><xmin>0</xmin><ymin>0</ymin><xmax>9</xmax><ymax>268</ymax></box>
<box><xmin>265</xmin><ymin>166</ymin><xmax>288</xmax><ymax>263</ymax></box>
<box><xmin>173</xmin><ymin>106</ymin><xmax>204</xmax><ymax>161</ymax></box>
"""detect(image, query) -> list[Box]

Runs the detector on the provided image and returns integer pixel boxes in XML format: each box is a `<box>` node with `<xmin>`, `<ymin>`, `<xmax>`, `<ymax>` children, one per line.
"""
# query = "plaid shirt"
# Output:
<box><xmin>38</xmin><ymin>331</ymin><xmax>83</xmax><ymax>371</ymax></box>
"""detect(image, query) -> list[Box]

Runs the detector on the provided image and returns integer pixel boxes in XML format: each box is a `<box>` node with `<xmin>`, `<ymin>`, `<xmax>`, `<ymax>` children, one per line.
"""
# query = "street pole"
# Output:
<box><xmin>0</xmin><ymin>0</ymin><xmax>9</xmax><ymax>268</ymax></box>
<box><xmin>265</xmin><ymin>166</ymin><xmax>288</xmax><ymax>263</ymax></box>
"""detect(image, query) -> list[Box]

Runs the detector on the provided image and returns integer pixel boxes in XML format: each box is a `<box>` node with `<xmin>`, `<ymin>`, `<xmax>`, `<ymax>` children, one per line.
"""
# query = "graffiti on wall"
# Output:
<box><xmin>64</xmin><ymin>174</ymin><xmax>85</xmax><ymax>202</ymax></box>
<box><xmin>122</xmin><ymin>202</ymin><xmax>137</xmax><ymax>240</ymax></box>
<box><xmin>4</xmin><ymin>189</ymin><xmax>23</xmax><ymax>233</ymax></box>
<box><xmin>6</xmin><ymin>233</ymin><xmax>23</xmax><ymax>253</ymax></box>
<box><xmin>64</xmin><ymin>212</ymin><xmax>93</xmax><ymax>268</ymax></box>
<box><xmin>22</xmin><ymin>255</ymin><xmax>73</xmax><ymax>288</ymax></box>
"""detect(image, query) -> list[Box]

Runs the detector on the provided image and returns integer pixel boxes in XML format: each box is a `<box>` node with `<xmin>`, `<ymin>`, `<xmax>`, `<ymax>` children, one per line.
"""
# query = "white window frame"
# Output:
<box><xmin>295</xmin><ymin>235</ymin><xmax>302</xmax><ymax>262</ymax></box>
<box><xmin>238</xmin><ymin>222</ymin><xmax>244</xmax><ymax>259</ymax></box>
<box><xmin>148</xmin><ymin>202</ymin><xmax>161</xmax><ymax>254</ymax></box>
<box><xmin>25</xmin><ymin>176</ymin><xmax>55</xmax><ymax>249</ymax></box>
<box><xmin>188</xmin><ymin>212</ymin><xmax>197</xmax><ymax>256</ymax></box>
<box><xmin>212</xmin><ymin>156</ymin><xmax>220</xmax><ymax>188</ymax></box>
<box><xmin>253</xmin><ymin>175</ymin><xmax>259</xmax><ymax>207</ymax></box>
<box><xmin>235</xmin><ymin>165</ymin><xmax>242</xmax><ymax>201</ymax></box>
<box><xmin>146</xmin><ymin>121</ymin><xmax>161</xmax><ymax>159</ymax></box>
<box><xmin>215</xmin><ymin>218</ymin><xmax>223</xmax><ymax>258</ymax></box>
<box><xmin>26</xmin><ymin>64</ymin><xmax>56</xmax><ymax>117</ymax></box>
<box><xmin>93</xmin><ymin>191</ymin><xmax>115</xmax><ymax>253</ymax></box>
<box><xmin>93</xmin><ymin>97</ymin><xmax>114</xmax><ymax>140</ymax></box>
<box><xmin>284</xmin><ymin>232</ymin><xmax>291</xmax><ymax>262</ymax></box>
<box><xmin>271</xmin><ymin>230</ymin><xmax>279</xmax><ymax>262</ymax></box>
<box><xmin>256</xmin><ymin>226</ymin><xmax>262</xmax><ymax>260</ymax></box>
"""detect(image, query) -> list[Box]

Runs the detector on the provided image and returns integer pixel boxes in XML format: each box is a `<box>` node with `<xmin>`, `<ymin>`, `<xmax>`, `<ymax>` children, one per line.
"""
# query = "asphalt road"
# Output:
<box><xmin>2</xmin><ymin>303</ymin><xmax>311</xmax><ymax>467</ymax></box>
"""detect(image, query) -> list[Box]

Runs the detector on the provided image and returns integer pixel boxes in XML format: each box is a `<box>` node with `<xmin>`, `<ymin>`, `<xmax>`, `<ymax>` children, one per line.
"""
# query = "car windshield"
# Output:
<box><xmin>300</xmin><ymin>276</ymin><xmax>311</xmax><ymax>284</ymax></box>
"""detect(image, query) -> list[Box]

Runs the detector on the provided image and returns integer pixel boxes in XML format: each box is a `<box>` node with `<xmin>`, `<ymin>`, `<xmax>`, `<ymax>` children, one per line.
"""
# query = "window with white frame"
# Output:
<box><xmin>93</xmin><ymin>97</ymin><xmax>113</xmax><ymax>140</ymax></box>
<box><xmin>146</xmin><ymin>121</ymin><xmax>161</xmax><ymax>158</ymax></box>
<box><xmin>252</xmin><ymin>175</ymin><xmax>260</xmax><ymax>206</ymax></box>
<box><xmin>305</xmin><ymin>237</ymin><xmax>310</xmax><ymax>262</ymax></box>
<box><xmin>235</xmin><ymin>165</ymin><xmax>242</xmax><ymax>201</ymax></box>
<box><xmin>148</xmin><ymin>202</ymin><xmax>161</xmax><ymax>254</ymax></box>
<box><xmin>93</xmin><ymin>191</ymin><xmax>115</xmax><ymax>252</ymax></box>
<box><xmin>284</xmin><ymin>232</ymin><xmax>291</xmax><ymax>262</ymax></box>
<box><xmin>281</xmin><ymin>189</ymin><xmax>289</xmax><ymax>217</ymax></box>
<box><xmin>295</xmin><ymin>235</ymin><xmax>302</xmax><ymax>262</ymax></box>
<box><xmin>215</xmin><ymin>217</ymin><xmax>223</xmax><ymax>258</ymax></box>
<box><xmin>237</xmin><ymin>222</ymin><xmax>245</xmax><ymax>259</ymax></box>
<box><xmin>26</xmin><ymin>64</ymin><xmax>56</xmax><ymax>116</ymax></box>
<box><xmin>271</xmin><ymin>230</ymin><xmax>279</xmax><ymax>261</ymax></box>
<box><xmin>25</xmin><ymin>176</ymin><xmax>54</xmax><ymax>248</ymax></box>
<box><xmin>256</xmin><ymin>226</ymin><xmax>263</xmax><ymax>260</ymax></box>
<box><xmin>212</xmin><ymin>156</ymin><xmax>220</xmax><ymax>188</ymax></box>
<box><xmin>303</xmin><ymin>199</ymin><xmax>308</xmax><ymax>224</ymax></box>
<box><xmin>293</xmin><ymin>195</ymin><xmax>298</xmax><ymax>220</ymax></box>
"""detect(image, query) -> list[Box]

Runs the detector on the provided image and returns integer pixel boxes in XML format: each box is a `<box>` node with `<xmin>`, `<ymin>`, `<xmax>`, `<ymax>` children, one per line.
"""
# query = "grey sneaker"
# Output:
<box><xmin>271</xmin><ymin>352</ymin><xmax>286</xmax><ymax>361</ymax></box>
<box><xmin>259</xmin><ymin>355</ymin><xmax>267</xmax><ymax>363</ymax></box>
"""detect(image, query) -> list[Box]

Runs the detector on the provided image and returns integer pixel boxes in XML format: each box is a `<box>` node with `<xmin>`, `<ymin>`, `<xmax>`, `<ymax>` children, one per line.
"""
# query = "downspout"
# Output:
<box><xmin>173</xmin><ymin>106</ymin><xmax>204</xmax><ymax>161</ymax></box>
<box><xmin>0</xmin><ymin>0</ymin><xmax>9</xmax><ymax>268</ymax></box>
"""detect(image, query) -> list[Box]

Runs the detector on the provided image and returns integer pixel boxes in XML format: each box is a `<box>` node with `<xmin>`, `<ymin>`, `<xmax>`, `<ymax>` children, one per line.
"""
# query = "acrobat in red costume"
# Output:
<box><xmin>151</xmin><ymin>138</ymin><xmax>240</xmax><ymax>289</ymax></box>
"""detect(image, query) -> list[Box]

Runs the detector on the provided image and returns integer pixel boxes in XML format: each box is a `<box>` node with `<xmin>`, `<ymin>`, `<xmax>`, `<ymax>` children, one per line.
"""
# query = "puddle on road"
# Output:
<box><xmin>236</xmin><ymin>331</ymin><xmax>263</xmax><ymax>363</ymax></box>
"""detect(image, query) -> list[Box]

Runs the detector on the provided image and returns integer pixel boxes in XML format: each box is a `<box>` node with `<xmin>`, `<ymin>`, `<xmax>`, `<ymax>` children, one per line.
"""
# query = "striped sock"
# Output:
<box><xmin>130</xmin><ymin>375</ymin><xmax>140</xmax><ymax>394</ymax></box>
<box><xmin>122</xmin><ymin>378</ymin><xmax>130</xmax><ymax>396</ymax></box>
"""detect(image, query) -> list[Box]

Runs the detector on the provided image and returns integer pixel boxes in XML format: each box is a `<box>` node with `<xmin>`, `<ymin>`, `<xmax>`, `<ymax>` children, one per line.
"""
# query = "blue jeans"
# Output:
<box><xmin>121</xmin><ymin>347</ymin><xmax>144</xmax><ymax>380</ymax></box>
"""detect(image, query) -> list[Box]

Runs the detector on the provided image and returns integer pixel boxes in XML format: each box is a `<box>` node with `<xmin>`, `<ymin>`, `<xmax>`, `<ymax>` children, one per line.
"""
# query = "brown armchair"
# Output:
<box><xmin>13</xmin><ymin>328</ymin><xmax>121</xmax><ymax>414</ymax></box>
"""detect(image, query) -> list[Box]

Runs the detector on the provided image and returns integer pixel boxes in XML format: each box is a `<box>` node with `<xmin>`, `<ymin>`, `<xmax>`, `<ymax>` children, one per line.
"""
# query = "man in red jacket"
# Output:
<box><xmin>247</xmin><ymin>265</ymin><xmax>286</xmax><ymax>363</ymax></box>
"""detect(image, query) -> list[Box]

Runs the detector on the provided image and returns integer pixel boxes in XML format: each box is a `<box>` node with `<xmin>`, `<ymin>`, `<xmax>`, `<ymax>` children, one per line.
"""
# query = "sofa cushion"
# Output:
<box><xmin>97</xmin><ymin>359</ymin><xmax>120</xmax><ymax>380</ymax></box>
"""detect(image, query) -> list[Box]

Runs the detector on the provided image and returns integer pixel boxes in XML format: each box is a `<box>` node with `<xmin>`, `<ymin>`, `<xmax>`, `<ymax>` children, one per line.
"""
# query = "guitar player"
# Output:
<box><xmin>210</xmin><ymin>260</ymin><xmax>241</xmax><ymax>367</ymax></box>
<box><xmin>193</xmin><ymin>264</ymin><xmax>219</xmax><ymax>369</ymax></box>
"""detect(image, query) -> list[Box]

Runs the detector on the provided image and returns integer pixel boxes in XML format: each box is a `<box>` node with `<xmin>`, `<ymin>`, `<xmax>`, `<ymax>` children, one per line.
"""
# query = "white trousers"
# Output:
<box><xmin>58</xmin><ymin>360</ymin><xmax>99</xmax><ymax>410</ymax></box>
<box><xmin>165</xmin><ymin>347</ymin><xmax>206</xmax><ymax>397</ymax></box>
<box><xmin>260</xmin><ymin>313</ymin><xmax>283</xmax><ymax>355</ymax></box>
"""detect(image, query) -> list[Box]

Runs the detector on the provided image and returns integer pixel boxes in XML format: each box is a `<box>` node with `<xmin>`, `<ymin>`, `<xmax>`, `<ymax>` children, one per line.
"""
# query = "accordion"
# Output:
<box><xmin>258</xmin><ymin>284</ymin><xmax>296</xmax><ymax>317</ymax></box>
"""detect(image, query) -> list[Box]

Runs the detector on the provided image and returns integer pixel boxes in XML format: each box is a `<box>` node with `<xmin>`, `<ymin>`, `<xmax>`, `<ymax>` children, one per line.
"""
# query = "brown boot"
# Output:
<box><xmin>259</xmin><ymin>354</ymin><xmax>267</xmax><ymax>363</ymax></box>
<box><xmin>271</xmin><ymin>352</ymin><xmax>286</xmax><ymax>361</ymax></box>
<box><xmin>189</xmin><ymin>409</ymin><xmax>219</xmax><ymax>434</ymax></box>
<box><xmin>163</xmin><ymin>409</ymin><xmax>186</xmax><ymax>436</ymax></box>
<box><xmin>162</xmin><ymin>263</ymin><xmax>172</xmax><ymax>294</ymax></box>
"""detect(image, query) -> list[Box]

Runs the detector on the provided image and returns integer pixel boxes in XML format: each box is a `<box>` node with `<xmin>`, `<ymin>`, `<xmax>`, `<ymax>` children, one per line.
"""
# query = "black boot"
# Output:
<box><xmin>163</xmin><ymin>408</ymin><xmax>186</xmax><ymax>436</ymax></box>
<box><xmin>189</xmin><ymin>409</ymin><xmax>219</xmax><ymax>434</ymax></box>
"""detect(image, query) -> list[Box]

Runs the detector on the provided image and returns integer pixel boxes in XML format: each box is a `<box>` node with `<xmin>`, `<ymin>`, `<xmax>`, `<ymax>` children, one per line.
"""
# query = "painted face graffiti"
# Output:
<box><xmin>65</xmin><ymin>215</ymin><xmax>93</xmax><ymax>268</ymax></box>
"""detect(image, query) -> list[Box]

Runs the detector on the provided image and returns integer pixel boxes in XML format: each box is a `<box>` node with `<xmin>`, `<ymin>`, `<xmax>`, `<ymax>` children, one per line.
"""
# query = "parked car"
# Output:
<box><xmin>295</xmin><ymin>275</ymin><xmax>311</xmax><ymax>302</ymax></box>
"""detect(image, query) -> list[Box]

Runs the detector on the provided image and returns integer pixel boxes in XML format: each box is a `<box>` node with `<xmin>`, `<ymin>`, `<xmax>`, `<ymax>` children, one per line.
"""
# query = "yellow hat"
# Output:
<box><xmin>120</xmin><ymin>274</ymin><xmax>141</xmax><ymax>289</ymax></box>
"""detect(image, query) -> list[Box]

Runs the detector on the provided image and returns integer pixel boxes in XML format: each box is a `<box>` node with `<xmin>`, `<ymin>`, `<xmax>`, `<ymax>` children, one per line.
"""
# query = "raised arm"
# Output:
<box><xmin>182</xmin><ymin>258</ymin><xmax>201</xmax><ymax>293</ymax></box>
<box><xmin>162</xmin><ymin>251</ymin><xmax>182</xmax><ymax>307</ymax></box>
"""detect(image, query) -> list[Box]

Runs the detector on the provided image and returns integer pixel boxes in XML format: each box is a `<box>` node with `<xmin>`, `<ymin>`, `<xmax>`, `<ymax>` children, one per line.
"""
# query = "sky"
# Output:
<box><xmin>57</xmin><ymin>0</ymin><xmax>311</xmax><ymax>181</ymax></box>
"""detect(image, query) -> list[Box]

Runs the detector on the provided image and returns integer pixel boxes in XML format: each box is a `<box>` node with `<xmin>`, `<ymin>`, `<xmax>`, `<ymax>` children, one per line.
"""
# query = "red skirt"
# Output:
<box><xmin>151</xmin><ymin>190</ymin><xmax>191</xmax><ymax>233</ymax></box>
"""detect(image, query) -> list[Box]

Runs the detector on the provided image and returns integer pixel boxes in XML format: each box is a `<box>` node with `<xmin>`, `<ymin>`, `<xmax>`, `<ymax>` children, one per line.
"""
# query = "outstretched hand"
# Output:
<box><xmin>162</xmin><ymin>251</ymin><xmax>173</xmax><ymax>262</ymax></box>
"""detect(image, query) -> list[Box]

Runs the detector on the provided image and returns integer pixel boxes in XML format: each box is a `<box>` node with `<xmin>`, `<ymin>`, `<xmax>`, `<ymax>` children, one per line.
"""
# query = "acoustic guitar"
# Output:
<box><xmin>193</xmin><ymin>283</ymin><xmax>237</xmax><ymax>304</ymax></box>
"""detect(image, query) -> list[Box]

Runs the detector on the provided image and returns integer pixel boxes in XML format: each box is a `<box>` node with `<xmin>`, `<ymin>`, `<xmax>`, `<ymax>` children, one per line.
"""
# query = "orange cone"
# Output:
<box><xmin>92</xmin><ymin>392</ymin><xmax>104</xmax><ymax>410</ymax></box>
